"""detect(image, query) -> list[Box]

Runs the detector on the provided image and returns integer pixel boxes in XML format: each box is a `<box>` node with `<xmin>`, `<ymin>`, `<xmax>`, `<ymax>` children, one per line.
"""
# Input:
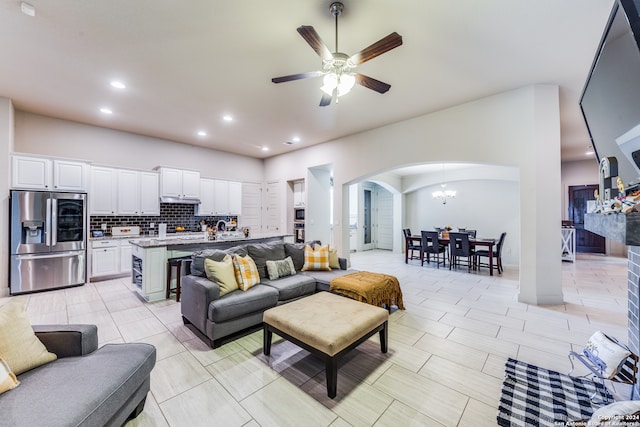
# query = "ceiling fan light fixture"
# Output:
<box><xmin>321</xmin><ymin>72</ymin><xmax>355</xmax><ymax>97</ymax></box>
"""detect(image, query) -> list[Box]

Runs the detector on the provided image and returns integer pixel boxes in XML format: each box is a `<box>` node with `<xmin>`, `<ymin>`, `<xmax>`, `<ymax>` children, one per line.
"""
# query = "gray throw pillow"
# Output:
<box><xmin>284</xmin><ymin>243</ymin><xmax>306</xmax><ymax>271</ymax></box>
<box><xmin>190</xmin><ymin>245</ymin><xmax>248</xmax><ymax>277</ymax></box>
<box><xmin>247</xmin><ymin>242</ymin><xmax>286</xmax><ymax>279</ymax></box>
<box><xmin>266</xmin><ymin>257</ymin><xmax>296</xmax><ymax>280</ymax></box>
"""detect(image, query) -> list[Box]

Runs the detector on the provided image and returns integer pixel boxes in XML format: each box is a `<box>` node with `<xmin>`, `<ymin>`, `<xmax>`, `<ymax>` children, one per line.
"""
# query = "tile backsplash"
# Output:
<box><xmin>89</xmin><ymin>203</ymin><xmax>237</xmax><ymax>236</ymax></box>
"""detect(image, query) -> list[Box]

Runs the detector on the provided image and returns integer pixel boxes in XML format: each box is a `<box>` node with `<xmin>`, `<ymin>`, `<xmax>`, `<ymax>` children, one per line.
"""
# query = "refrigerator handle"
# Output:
<box><xmin>45</xmin><ymin>198</ymin><xmax>52</xmax><ymax>246</ymax></box>
<box><xmin>51</xmin><ymin>198</ymin><xmax>58</xmax><ymax>246</ymax></box>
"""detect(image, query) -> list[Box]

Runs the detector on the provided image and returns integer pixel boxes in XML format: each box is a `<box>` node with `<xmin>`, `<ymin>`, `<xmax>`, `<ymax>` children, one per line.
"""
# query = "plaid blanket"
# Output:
<box><xmin>330</xmin><ymin>271</ymin><xmax>405</xmax><ymax>310</ymax></box>
<box><xmin>497</xmin><ymin>358</ymin><xmax>613</xmax><ymax>426</ymax></box>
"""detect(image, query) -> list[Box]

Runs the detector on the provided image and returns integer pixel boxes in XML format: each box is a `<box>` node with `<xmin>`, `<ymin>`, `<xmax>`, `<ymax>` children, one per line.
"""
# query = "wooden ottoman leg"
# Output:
<box><xmin>263</xmin><ymin>325</ymin><xmax>273</xmax><ymax>356</ymax></box>
<box><xmin>326</xmin><ymin>357</ymin><xmax>338</xmax><ymax>398</ymax></box>
<box><xmin>380</xmin><ymin>321</ymin><xmax>388</xmax><ymax>353</ymax></box>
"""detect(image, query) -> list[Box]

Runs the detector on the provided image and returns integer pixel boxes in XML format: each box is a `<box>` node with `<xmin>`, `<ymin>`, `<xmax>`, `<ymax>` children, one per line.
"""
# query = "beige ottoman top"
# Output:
<box><xmin>263</xmin><ymin>291</ymin><xmax>389</xmax><ymax>356</ymax></box>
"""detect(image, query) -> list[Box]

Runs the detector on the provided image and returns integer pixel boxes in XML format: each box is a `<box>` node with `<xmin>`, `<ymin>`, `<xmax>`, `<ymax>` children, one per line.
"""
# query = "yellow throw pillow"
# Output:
<box><xmin>314</xmin><ymin>243</ymin><xmax>341</xmax><ymax>270</ymax></box>
<box><xmin>204</xmin><ymin>255</ymin><xmax>239</xmax><ymax>297</ymax></box>
<box><xmin>233</xmin><ymin>255</ymin><xmax>260</xmax><ymax>291</ymax></box>
<box><xmin>0</xmin><ymin>357</ymin><xmax>19</xmax><ymax>395</ymax></box>
<box><xmin>301</xmin><ymin>244</ymin><xmax>332</xmax><ymax>272</ymax></box>
<box><xmin>0</xmin><ymin>299</ymin><xmax>57</xmax><ymax>375</ymax></box>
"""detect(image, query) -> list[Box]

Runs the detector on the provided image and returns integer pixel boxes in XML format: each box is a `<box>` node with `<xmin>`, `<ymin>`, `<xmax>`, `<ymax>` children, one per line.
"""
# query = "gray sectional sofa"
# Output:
<box><xmin>181</xmin><ymin>240</ymin><xmax>354</xmax><ymax>348</ymax></box>
<box><xmin>0</xmin><ymin>324</ymin><xmax>156</xmax><ymax>427</ymax></box>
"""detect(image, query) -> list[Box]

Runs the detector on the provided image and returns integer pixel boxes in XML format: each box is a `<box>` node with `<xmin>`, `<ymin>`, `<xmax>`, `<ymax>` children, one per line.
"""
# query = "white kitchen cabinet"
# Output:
<box><xmin>53</xmin><ymin>159</ymin><xmax>88</xmax><ymax>191</ymax></box>
<box><xmin>196</xmin><ymin>178</ymin><xmax>215</xmax><ymax>216</ymax></box>
<box><xmin>214</xmin><ymin>180</ymin><xmax>229</xmax><ymax>215</ymax></box>
<box><xmin>90</xmin><ymin>166</ymin><xmax>118</xmax><ymax>215</ymax></box>
<box><xmin>12</xmin><ymin>155</ymin><xmax>88</xmax><ymax>191</ymax></box>
<box><xmin>91</xmin><ymin>239</ymin><xmax>120</xmax><ymax>277</ymax></box>
<box><xmin>132</xmin><ymin>244</ymin><xmax>167</xmax><ymax>302</ymax></box>
<box><xmin>119</xmin><ymin>241</ymin><xmax>133</xmax><ymax>274</ymax></box>
<box><xmin>228</xmin><ymin>181</ymin><xmax>242</xmax><ymax>215</ymax></box>
<box><xmin>139</xmin><ymin>172</ymin><xmax>160</xmax><ymax>215</ymax></box>
<box><xmin>117</xmin><ymin>169</ymin><xmax>159</xmax><ymax>215</ymax></box>
<box><xmin>212</xmin><ymin>179</ymin><xmax>242</xmax><ymax>215</ymax></box>
<box><xmin>182</xmin><ymin>170</ymin><xmax>201</xmax><ymax>199</ymax></box>
<box><xmin>117</xmin><ymin>169</ymin><xmax>139</xmax><ymax>215</ymax></box>
<box><xmin>293</xmin><ymin>180</ymin><xmax>305</xmax><ymax>207</ymax></box>
<box><xmin>158</xmin><ymin>167</ymin><xmax>200</xmax><ymax>201</ymax></box>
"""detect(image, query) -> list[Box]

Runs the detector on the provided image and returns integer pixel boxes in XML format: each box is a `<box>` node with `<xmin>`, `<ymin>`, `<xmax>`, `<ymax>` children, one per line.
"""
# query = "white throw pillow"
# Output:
<box><xmin>583</xmin><ymin>331</ymin><xmax>631</xmax><ymax>379</ymax></box>
<box><xmin>588</xmin><ymin>400</ymin><xmax>640</xmax><ymax>426</ymax></box>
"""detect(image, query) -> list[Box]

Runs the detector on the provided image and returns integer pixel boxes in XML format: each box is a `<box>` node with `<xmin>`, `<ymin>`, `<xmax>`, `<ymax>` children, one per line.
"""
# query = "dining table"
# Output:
<box><xmin>406</xmin><ymin>234</ymin><xmax>498</xmax><ymax>276</ymax></box>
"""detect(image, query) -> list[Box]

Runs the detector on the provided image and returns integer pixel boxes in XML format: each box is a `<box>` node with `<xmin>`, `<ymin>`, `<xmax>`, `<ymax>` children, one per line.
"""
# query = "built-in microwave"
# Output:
<box><xmin>295</xmin><ymin>208</ymin><xmax>305</xmax><ymax>221</ymax></box>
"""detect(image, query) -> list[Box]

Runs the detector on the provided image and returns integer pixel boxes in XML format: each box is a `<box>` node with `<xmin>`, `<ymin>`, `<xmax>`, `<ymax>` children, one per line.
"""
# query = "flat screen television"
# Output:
<box><xmin>581</xmin><ymin>0</ymin><xmax>640</xmax><ymax>190</ymax></box>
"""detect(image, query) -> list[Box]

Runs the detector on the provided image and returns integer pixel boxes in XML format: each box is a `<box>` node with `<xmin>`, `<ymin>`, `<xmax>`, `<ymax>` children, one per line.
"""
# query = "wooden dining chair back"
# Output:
<box><xmin>421</xmin><ymin>230</ymin><xmax>446</xmax><ymax>268</ymax></box>
<box><xmin>475</xmin><ymin>232</ymin><xmax>506</xmax><ymax>274</ymax></box>
<box><xmin>403</xmin><ymin>228</ymin><xmax>422</xmax><ymax>263</ymax></box>
<box><xmin>448</xmin><ymin>232</ymin><xmax>474</xmax><ymax>272</ymax></box>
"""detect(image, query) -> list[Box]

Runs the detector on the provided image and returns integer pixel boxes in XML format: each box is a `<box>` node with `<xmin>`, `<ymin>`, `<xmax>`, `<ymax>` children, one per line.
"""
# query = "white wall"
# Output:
<box><xmin>0</xmin><ymin>98</ymin><xmax>14</xmax><ymax>298</ymax></box>
<box><xmin>14</xmin><ymin>111</ymin><xmax>264</xmax><ymax>182</ymax></box>
<box><xmin>264</xmin><ymin>84</ymin><xmax>563</xmax><ymax>305</ymax></box>
<box><xmin>405</xmin><ymin>179</ymin><xmax>520</xmax><ymax>266</ymax></box>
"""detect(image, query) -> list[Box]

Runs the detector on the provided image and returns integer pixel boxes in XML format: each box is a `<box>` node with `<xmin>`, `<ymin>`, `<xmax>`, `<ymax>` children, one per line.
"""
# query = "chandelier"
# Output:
<box><xmin>432</xmin><ymin>164</ymin><xmax>456</xmax><ymax>204</ymax></box>
<box><xmin>432</xmin><ymin>184</ymin><xmax>456</xmax><ymax>204</ymax></box>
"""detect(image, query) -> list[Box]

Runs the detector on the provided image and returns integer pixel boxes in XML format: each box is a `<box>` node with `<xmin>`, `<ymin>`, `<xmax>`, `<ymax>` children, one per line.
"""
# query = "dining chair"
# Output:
<box><xmin>448</xmin><ymin>232</ymin><xmax>475</xmax><ymax>272</ymax></box>
<box><xmin>475</xmin><ymin>232</ymin><xmax>506</xmax><ymax>274</ymax></box>
<box><xmin>403</xmin><ymin>228</ymin><xmax>422</xmax><ymax>263</ymax></box>
<box><xmin>420</xmin><ymin>230</ymin><xmax>447</xmax><ymax>268</ymax></box>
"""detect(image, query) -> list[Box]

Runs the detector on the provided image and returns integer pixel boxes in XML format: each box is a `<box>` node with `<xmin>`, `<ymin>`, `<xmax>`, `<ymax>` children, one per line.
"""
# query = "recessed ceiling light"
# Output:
<box><xmin>586</xmin><ymin>151</ymin><xmax>595</xmax><ymax>155</ymax></box>
<box><xmin>222</xmin><ymin>115</ymin><xmax>233</xmax><ymax>122</ymax></box>
<box><xmin>99</xmin><ymin>108</ymin><xmax>113</xmax><ymax>115</ymax></box>
<box><xmin>197</xmin><ymin>130</ymin><xmax>207</xmax><ymax>137</ymax></box>
<box><xmin>261</xmin><ymin>146</ymin><xmax>269</xmax><ymax>152</ymax></box>
<box><xmin>110</xmin><ymin>81</ymin><xmax>126</xmax><ymax>89</ymax></box>
<box><xmin>292</xmin><ymin>136</ymin><xmax>301</xmax><ymax>142</ymax></box>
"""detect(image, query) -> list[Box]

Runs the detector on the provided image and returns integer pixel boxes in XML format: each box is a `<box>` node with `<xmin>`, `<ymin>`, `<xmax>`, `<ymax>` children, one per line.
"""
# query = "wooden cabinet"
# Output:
<box><xmin>12</xmin><ymin>155</ymin><xmax>88</xmax><ymax>191</ymax></box>
<box><xmin>196</xmin><ymin>178</ymin><xmax>215</xmax><ymax>216</ymax></box>
<box><xmin>90</xmin><ymin>166</ymin><xmax>118</xmax><ymax>215</ymax></box>
<box><xmin>117</xmin><ymin>169</ymin><xmax>159</xmax><ymax>215</ymax></box>
<box><xmin>158</xmin><ymin>167</ymin><xmax>200</xmax><ymax>201</ymax></box>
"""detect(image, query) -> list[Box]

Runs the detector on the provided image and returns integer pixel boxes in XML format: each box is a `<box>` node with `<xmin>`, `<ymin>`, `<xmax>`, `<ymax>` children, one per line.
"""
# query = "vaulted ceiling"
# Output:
<box><xmin>0</xmin><ymin>0</ymin><xmax>615</xmax><ymax>160</ymax></box>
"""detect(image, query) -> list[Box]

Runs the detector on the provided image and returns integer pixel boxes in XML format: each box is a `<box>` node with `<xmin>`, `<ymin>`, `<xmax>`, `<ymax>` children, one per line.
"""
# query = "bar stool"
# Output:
<box><xmin>166</xmin><ymin>257</ymin><xmax>189</xmax><ymax>302</ymax></box>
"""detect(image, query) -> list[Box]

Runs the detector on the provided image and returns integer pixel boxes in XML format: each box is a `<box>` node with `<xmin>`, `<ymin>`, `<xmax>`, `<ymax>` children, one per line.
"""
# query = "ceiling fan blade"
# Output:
<box><xmin>297</xmin><ymin>26</ymin><xmax>333</xmax><ymax>61</ymax></box>
<box><xmin>349</xmin><ymin>32</ymin><xmax>403</xmax><ymax>65</ymax></box>
<box><xmin>355</xmin><ymin>73</ymin><xmax>391</xmax><ymax>94</ymax></box>
<box><xmin>319</xmin><ymin>93</ymin><xmax>332</xmax><ymax>107</ymax></box>
<box><xmin>272</xmin><ymin>71</ymin><xmax>323</xmax><ymax>84</ymax></box>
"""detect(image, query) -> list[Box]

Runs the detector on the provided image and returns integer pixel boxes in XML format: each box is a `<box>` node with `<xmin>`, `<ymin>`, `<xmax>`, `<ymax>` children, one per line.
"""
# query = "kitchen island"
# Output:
<box><xmin>130</xmin><ymin>233</ymin><xmax>294</xmax><ymax>301</ymax></box>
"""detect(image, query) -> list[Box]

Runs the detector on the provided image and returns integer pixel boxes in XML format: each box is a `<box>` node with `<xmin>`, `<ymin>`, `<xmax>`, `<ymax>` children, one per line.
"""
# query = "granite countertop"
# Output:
<box><xmin>90</xmin><ymin>234</ymin><xmax>143</xmax><ymax>241</ymax></box>
<box><xmin>129</xmin><ymin>233</ymin><xmax>293</xmax><ymax>248</ymax></box>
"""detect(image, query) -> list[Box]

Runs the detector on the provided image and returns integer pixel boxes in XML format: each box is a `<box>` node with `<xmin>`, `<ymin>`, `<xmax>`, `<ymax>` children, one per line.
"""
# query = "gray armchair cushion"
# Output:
<box><xmin>208</xmin><ymin>285</ymin><xmax>278</xmax><ymax>323</ymax></box>
<box><xmin>33</xmin><ymin>324</ymin><xmax>98</xmax><ymax>358</ymax></box>
<box><xmin>247</xmin><ymin>242</ymin><xmax>286</xmax><ymax>279</ymax></box>
<box><xmin>3</xmin><ymin>343</ymin><xmax>156</xmax><ymax>427</ymax></box>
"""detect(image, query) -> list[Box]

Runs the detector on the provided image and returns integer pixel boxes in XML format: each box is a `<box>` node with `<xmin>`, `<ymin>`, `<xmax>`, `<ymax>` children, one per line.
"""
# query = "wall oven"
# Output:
<box><xmin>295</xmin><ymin>208</ymin><xmax>305</xmax><ymax>221</ymax></box>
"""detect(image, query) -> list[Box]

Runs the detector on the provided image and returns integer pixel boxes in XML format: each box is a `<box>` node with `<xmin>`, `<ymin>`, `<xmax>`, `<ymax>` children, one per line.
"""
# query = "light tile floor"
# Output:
<box><xmin>1</xmin><ymin>250</ymin><xmax>631</xmax><ymax>426</ymax></box>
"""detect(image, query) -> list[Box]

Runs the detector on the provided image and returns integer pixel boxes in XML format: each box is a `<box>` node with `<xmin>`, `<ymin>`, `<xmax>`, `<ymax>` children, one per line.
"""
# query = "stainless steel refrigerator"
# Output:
<box><xmin>9</xmin><ymin>190</ymin><xmax>87</xmax><ymax>295</ymax></box>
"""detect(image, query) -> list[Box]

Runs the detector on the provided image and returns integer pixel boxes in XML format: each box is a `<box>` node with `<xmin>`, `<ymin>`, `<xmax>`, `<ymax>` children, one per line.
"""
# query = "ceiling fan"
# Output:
<box><xmin>271</xmin><ymin>1</ymin><xmax>403</xmax><ymax>107</ymax></box>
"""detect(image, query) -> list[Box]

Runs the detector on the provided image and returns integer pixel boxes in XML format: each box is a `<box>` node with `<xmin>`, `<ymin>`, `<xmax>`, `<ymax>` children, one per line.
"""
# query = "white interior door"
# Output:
<box><xmin>265</xmin><ymin>181</ymin><xmax>280</xmax><ymax>234</ymax></box>
<box><xmin>241</xmin><ymin>182</ymin><xmax>262</xmax><ymax>233</ymax></box>
<box><xmin>376</xmin><ymin>187</ymin><xmax>393</xmax><ymax>250</ymax></box>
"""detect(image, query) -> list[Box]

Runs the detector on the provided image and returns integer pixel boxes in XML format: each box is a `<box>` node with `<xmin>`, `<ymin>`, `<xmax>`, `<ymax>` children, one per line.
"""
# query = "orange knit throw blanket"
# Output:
<box><xmin>330</xmin><ymin>271</ymin><xmax>405</xmax><ymax>310</ymax></box>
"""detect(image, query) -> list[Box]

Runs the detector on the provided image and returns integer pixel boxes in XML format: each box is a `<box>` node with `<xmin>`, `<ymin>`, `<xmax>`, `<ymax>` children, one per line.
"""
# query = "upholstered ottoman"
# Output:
<box><xmin>262</xmin><ymin>291</ymin><xmax>389</xmax><ymax>398</ymax></box>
